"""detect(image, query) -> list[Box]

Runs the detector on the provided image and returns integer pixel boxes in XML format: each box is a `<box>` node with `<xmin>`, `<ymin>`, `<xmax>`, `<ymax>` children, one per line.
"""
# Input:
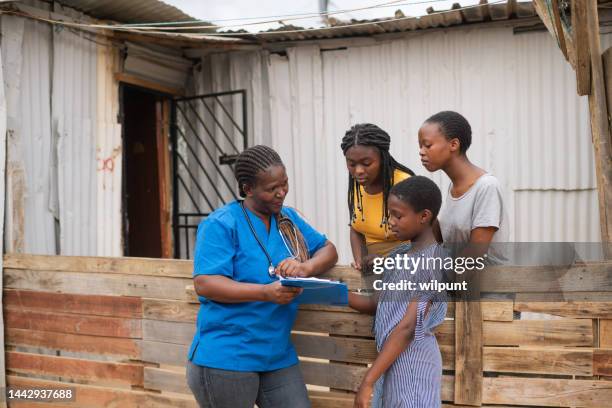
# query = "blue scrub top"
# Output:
<box><xmin>188</xmin><ymin>200</ymin><xmax>327</xmax><ymax>372</ymax></box>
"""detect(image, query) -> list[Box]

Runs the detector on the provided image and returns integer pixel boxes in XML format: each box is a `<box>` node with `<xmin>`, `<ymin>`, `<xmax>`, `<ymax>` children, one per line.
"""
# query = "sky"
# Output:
<box><xmin>163</xmin><ymin>0</ymin><xmax>482</xmax><ymax>32</ymax></box>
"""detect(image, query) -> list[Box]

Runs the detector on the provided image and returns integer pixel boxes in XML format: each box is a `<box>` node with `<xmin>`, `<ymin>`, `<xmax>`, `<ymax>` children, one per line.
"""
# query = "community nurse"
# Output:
<box><xmin>186</xmin><ymin>145</ymin><xmax>338</xmax><ymax>408</ymax></box>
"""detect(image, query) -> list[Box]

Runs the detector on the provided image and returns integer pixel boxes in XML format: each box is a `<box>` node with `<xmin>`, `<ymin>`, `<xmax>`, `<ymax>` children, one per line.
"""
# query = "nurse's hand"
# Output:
<box><xmin>262</xmin><ymin>281</ymin><xmax>303</xmax><ymax>304</ymax></box>
<box><xmin>275</xmin><ymin>258</ymin><xmax>312</xmax><ymax>278</ymax></box>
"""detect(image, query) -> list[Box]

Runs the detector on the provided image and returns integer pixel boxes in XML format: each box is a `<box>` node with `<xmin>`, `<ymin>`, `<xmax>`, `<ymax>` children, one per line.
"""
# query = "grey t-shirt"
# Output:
<box><xmin>438</xmin><ymin>173</ymin><xmax>509</xmax><ymax>263</ymax></box>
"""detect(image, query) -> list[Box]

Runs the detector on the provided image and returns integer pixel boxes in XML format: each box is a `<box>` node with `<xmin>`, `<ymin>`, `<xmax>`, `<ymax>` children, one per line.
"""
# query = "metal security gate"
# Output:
<box><xmin>171</xmin><ymin>90</ymin><xmax>247</xmax><ymax>259</ymax></box>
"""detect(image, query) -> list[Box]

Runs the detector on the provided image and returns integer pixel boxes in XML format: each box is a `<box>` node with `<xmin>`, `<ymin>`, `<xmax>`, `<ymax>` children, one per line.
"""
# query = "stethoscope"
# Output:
<box><xmin>239</xmin><ymin>201</ymin><xmax>300</xmax><ymax>278</ymax></box>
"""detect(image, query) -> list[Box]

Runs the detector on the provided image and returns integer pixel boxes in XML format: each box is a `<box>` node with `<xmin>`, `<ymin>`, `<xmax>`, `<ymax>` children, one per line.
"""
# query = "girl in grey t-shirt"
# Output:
<box><xmin>417</xmin><ymin>111</ymin><xmax>508</xmax><ymax>254</ymax></box>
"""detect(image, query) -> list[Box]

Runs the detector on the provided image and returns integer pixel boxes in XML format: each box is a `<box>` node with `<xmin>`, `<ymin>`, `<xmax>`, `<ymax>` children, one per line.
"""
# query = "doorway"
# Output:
<box><xmin>121</xmin><ymin>85</ymin><xmax>172</xmax><ymax>258</ymax></box>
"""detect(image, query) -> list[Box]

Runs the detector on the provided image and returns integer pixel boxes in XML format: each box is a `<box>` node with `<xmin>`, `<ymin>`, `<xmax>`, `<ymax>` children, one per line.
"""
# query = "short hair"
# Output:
<box><xmin>340</xmin><ymin>123</ymin><xmax>415</xmax><ymax>227</ymax></box>
<box><xmin>234</xmin><ymin>145</ymin><xmax>284</xmax><ymax>198</ymax></box>
<box><xmin>390</xmin><ymin>176</ymin><xmax>442</xmax><ymax>222</ymax></box>
<box><xmin>424</xmin><ymin>111</ymin><xmax>472</xmax><ymax>153</ymax></box>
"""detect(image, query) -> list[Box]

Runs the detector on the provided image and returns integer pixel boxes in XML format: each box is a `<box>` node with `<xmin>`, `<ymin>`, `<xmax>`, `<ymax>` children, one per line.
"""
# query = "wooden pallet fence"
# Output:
<box><xmin>2</xmin><ymin>254</ymin><xmax>612</xmax><ymax>407</ymax></box>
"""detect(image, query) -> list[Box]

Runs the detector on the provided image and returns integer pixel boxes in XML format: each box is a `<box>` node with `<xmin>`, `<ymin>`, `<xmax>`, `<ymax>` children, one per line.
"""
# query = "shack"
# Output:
<box><xmin>0</xmin><ymin>1</ymin><xmax>611</xmax><ymax>407</ymax></box>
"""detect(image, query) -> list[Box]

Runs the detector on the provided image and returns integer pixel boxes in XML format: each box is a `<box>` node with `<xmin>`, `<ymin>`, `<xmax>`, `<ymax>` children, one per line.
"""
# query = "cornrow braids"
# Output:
<box><xmin>424</xmin><ymin>111</ymin><xmax>472</xmax><ymax>153</ymax></box>
<box><xmin>341</xmin><ymin>123</ymin><xmax>415</xmax><ymax>230</ymax></box>
<box><xmin>234</xmin><ymin>145</ymin><xmax>284</xmax><ymax>198</ymax></box>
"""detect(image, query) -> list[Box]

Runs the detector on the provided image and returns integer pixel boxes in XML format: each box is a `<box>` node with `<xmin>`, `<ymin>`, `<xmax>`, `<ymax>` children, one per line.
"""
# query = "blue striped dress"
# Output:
<box><xmin>374</xmin><ymin>243</ymin><xmax>448</xmax><ymax>408</ymax></box>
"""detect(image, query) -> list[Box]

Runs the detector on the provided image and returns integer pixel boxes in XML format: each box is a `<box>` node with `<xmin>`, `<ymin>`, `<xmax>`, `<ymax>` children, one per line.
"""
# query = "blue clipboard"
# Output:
<box><xmin>280</xmin><ymin>278</ymin><xmax>348</xmax><ymax>305</ymax></box>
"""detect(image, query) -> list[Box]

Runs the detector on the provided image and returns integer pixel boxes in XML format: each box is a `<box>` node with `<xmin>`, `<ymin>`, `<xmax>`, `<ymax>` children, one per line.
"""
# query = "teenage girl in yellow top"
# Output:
<box><xmin>341</xmin><ymin>123</ymin><xmax>415</xmax><ymax>270</ymax></box>
<box><xmin>341</xmin><ymin>123</ymin><xmax>415</xmax><ymax>408</ymax></box>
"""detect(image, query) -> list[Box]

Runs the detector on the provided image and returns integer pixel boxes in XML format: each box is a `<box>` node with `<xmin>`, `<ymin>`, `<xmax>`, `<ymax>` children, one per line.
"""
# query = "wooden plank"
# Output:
<box><xmin>143</xmin><ymin>298</ymin><xmax>198</xmax><ymax>323</ymax></box>
<box><xmin>482</xmin><ymin>376</ymin><xmax>612</xmax><ymax>406</ymax></box>
<box><xmin>532</xmin><ymin>0</ymin><xmax>575</xmax><ymax>68</ymax></box>
<box><xmin>6</xmin><ymin>351</ymin><xmax>143</xmax><ymax>387</ymax></box>
<box><xmin>4</xmin><ymin>268</ymin><xmax>193</xmax><ymax>300</ymax></box>
<box><xmin>454</xmin><ymin>300</ymin><xmax>482</xmax><ymax>406</ymax></box>
<box><xmin>6</xmin><ymin>375</ymin><xmax>198</xmax><ymax>408</ymax></box>
<box><xmin>587</xmin><ymin>0</ymin><xmax>612</xmax><ymax>245</ymax></box>
<box><xmin>4</xmin><ymin>289</ymin><xmax>143</xmax><ymax>318</ymax></box>
<box><xmin>483</xmin><ymin>347</ymin><xmax>592</xmax><ymax>376</ymax></box>
<box><xmin>292</xmin><ymin>333</ymin><xmax>376</xmax><ymax>364</ymax></box>
<box><xmin>5</xmin><ymin>309</ymin><xmax>142</xmax><ymax>339</ymax></box>
<box><xmin>572</xmin><ymin>0</ymin><xmax>591</xmax><ymax>95</ymax></box>
<box><xmin>481</xmin><ymin>263</ymin><xmax>612</xmax><ymax>292</ymax></box>
<box><xmin>115</xmin><ymin>72</ymin><xmax>184</xmax><ymax>96</ymax></box>
<box><xmin>292</xmin><ymin>333</ymin><xmax>454</xmax><ymax>369</ymax></box>
<box><xmin>594</xmin><ymin>349</ymin><xmax>612</xmax><ymax>376</ymax></box>
<box><xmin>3</xmin><ymin>253</ymin><xmax>193</xmax><ymax>277</ymax></box>
<box><xmin>294</xmin><ymin>310</ymin><xmax>374</xmax><ymax>337</ymax></box>
<box><xmin>144</xmin><ymin>367</ymin><xmax>189</xmax><ymax>394</ymax></box>
<box><xmin>514</xmin><ymin>299</ymin><xmax>612</xmax><ymax>318</ymax></box>
<box><xmin>601</xmin><ymin>320</ymin><xmax>612</xmax><ymax>347</ymax></box>
<box><xmin>141</xmin><ymin>341</ymin><xmax>188</xmax><ymax>366</ymax></box>
<box><xmin>142</xmin><ymin>319</ymin><xmax>194</xmax><ymax>345</ymax></box>
<box><xmin>309</xmin><ymin>390</ymin><xmax>353</xmax><ymax>408</ymax></box>
<box><xmin>481</xmin><ymin>301</ymin><xmax>513</xmax><ymax>321</ymax></box>
<box><xmin>156</xmin><ymin>99</ymin><xmax>173</xmax><ymax>259</ymax></box>
<box><xmin>484</xmin><ymin>319</ymin><xmax>593</xmax><ymax>346</ymax></box>
<box><xmin>294</xmin><ymin>309</ymin><xmax>455</xmax><ymax>345</ymax></box>
<box><xmin>300</xmin><ymin>360</ymin><xmax>366</xmax><ymax>392</ymax></box>
<box><xmin>5</xmin><ymin>328</ymin><xmax>141</xmax><ymax>359</ymax></box>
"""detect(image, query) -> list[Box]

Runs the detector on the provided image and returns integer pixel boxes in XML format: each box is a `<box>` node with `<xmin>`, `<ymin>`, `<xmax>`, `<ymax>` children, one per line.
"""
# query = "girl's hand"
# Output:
<box><xmin>275</xmin><ymin>258</ymin><xmax>312</xmax><ymax>277</ymax></box>
<box><xmin>353</xmin><ymin>381</ymin><xmax>373</xmax><ymax>408</ymax></box>
<box><xmin>351</xmin><ymin>260</ymin><xmax>362</xmax><ymax>271</ymax></box>
<box><xmin>262</xmin><ymin>281</ymin><xmax>302</xmax><ymax>304</ymax></box>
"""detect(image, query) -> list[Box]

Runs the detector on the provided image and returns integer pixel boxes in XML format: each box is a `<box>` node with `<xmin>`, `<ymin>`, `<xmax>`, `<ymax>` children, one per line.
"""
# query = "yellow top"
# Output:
<box><xmin>351</xmin><ymin>169</ymin><xmax>411</xmax><ymax>245</ymax></box>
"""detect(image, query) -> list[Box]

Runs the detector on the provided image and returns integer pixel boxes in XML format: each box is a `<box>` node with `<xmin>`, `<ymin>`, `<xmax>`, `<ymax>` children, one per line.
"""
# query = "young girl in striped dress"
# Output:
<box><xmin>349</xmin><ymin>176</ymin><xmax>448</xmax><ymax>408</ymax></box>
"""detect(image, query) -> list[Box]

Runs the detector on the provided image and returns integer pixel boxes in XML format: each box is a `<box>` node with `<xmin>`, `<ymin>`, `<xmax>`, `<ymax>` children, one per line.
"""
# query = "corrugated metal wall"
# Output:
<box><xmin>198</xmin><ymin>27</ymin><xmax>611</xmax><ymax>263</ymax></box>
<box><xmin>1</xmin><ymin>2</ymin><xmax>123</xmax><ymax>256</ymax></box>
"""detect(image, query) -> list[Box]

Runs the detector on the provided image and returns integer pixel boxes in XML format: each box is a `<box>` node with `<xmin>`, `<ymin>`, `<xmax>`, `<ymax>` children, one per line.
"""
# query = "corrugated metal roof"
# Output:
<box><xmin>223</xmin><ymin>1</ymin><xmax>538</xmax><ymax>43</ymax></box>
<box><xmin>56</xmin><ymin>0</ymin><xmax>194</xmax><ymax>24</ymax></box>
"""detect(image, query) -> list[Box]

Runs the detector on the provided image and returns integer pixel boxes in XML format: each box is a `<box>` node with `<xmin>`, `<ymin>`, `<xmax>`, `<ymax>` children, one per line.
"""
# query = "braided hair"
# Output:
<box><xmin>340</xmin><ymin>123</ymin><xmax>415</xmax><ymax>229</ymax></box>
<box><xmin>234</xmin><ymin>145</ymin><xmax>310</xmax><ymax>261</ymax></box>
<box><xmin>234</xmin><ymin>145</ymin><xmax>284</xmax><ymax>198</ymax></box>
<box><xmin>424</xmin><ymin>111</ymin><xmax>472</xmax><ymax>153</ymax></box>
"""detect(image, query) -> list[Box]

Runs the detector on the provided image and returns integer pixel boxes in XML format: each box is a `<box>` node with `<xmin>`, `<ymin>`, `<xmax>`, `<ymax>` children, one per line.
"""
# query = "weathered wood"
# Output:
<box><xmin>142</xmin><ymin>319</ymin><xmax>194</xmax><ymax>345</ymax></box>
<box><xmin>3</xmin><ymin>253</ymin><xmax>193</xmax><ymax>277</ymax></box>
<box><xmin>4</xmin><ymin>268</ymin><xmax>193</xmax><ymax>300</ymax></box>
<box><xmin>549</xmin><ymin>0</ymin><xmax>568</xmax><ymax>61</ymax></box>
<box><xmin>5</xmin><ymin>309</ymin><xmax>142</xmax><ymax>339</ymax></box>
<box><xmin>454</xmin><ymin>301</ymin><xmax>482</xmax><ymax>406</ymax></box>
<box><xmin>593</xmin><ymin>348</ymin><xmax>612</xmax><ymax>376</ymax></box>
<box><xmin>483</xmin><ymin>347</ymin><xmax>592</xmax><ymax>376</ymax></box>
<box><xmin>309</xmin><ymin>390</ymin><xmax>353</xmax><ymax>408</ymax></box>
<box><xmin>481</xmin><ymin>263</ymin><xmax>612</xmax><ymax>292</ymax></box>
<box><xmin>292</xmin><ymin>333</ymin><xmax>455</xmax><ymax>369</ymax></box>
<box><xmin>587</xmin><ymin>0</ymin><xmax>612</xmax><ymax>245</ymax></box>
<box><xmin>294</xmin><ymin>309</ymin><xmax>455</xmax><ymax>345</ymax></box>
<box><xmin>115</xmin><ymin>72</ymin><xmax>185</xmax><ymax>96</ymax></box>
<box><xmin>6</xmin><ymin>375</ymin><xmax>198</xmax><ymax>408</ymax></box>
<box><xmin>6</xmin><ymin>351</ymin><xmax>144</xmax><ymax>387</ymax></box>
<box><xmin>481</xmin><ymin>301</ymin><xmax>513</xmax><ymax>321</ymax></box>
<box><xmin>482</xmin><ymin>376</ymin><xmax>612</xmax><ymax>406</ymax></box>
<box><xmin>141</xmin><ymin>341</ymin><xmax>188</xmax><ymax>366</ymax></box>
<box><xmin>484</xmin><ymin>319</ymin><xmax>593</xmax><ymax>346</ymax></box>
<box><xmin>143</xmin><ymin>298</ymin><xmax>198</xmax><ymax>322</ymax></box>
<box><xmin>144</xmin><ymin>366</ymin><xmax>189</xmax><ymax>394</ymax></box>
<box><xmin>5</xmin><ymin>328</ymin><xmax>141</xmax><ymax>359</ymax></box>
<box><xmin>532</xmin><ymin>0</ymin><xmax>576</xmax><ymax>68</ymax></box>
<box><xmin>4</xmin><ymin>289</ymin><xmax>143</xmax><ymax>318</ymax></box>
<box><xmin>300</xmin><ymin>360</ymin><xmax>365</xmax><ymax>392</ymax></box>
<box><xmin>156</xmin><ymin>99</ymin><xmax>173</xmax><ymax>259</ymax></box>
<box><xmin>572</xmin><ymin>0</ymin><xmax>591</xmax><ymax>95</ymax></box>
<box><xmin>294</xmin><ymin>333</ymin><xmax>375</xmax><ymax>364</ymax></box>
<box><xmin>601</xmin><ymin>320</ymin><xmax>612</xmax><ymax>347</ymax></box>
<box><xmin>514</xmin><ymin>299</ymin><xmax>612</xmax><ymax>318</ymax></box>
